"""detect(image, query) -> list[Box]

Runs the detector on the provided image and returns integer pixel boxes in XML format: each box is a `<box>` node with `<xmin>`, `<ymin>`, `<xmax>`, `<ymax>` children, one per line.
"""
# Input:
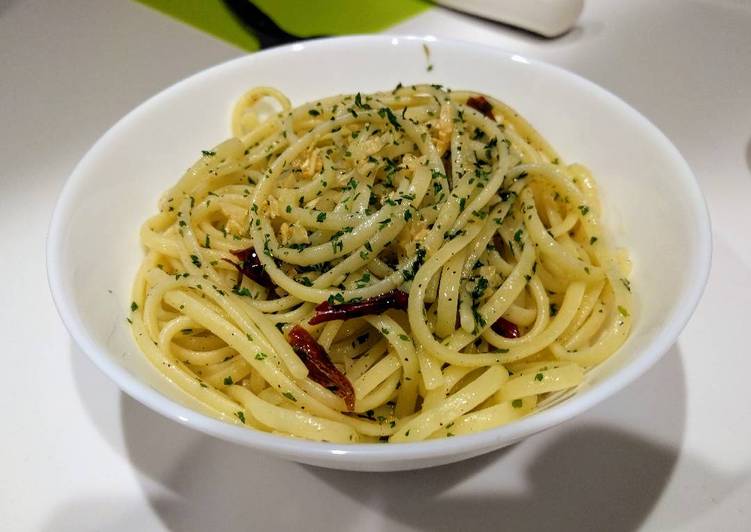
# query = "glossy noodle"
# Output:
<box><xmin>129</xmin><ymin>85</ymin><xmax>633</xmax><ymax>443</ymax></box>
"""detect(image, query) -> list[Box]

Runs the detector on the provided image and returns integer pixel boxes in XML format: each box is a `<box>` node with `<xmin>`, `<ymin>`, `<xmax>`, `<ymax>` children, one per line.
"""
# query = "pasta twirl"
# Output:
<box><xmin>130</xmin><ymin>85</ymin><xmax>633</xmax><ymax>443</ymax></box>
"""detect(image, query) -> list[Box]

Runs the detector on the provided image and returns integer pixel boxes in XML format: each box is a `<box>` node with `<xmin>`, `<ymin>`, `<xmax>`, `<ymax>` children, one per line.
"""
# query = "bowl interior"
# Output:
<box><xmin>48</xmin><ymin>36</ymin><xmax>710</xmax><ymax>470</ymax></box>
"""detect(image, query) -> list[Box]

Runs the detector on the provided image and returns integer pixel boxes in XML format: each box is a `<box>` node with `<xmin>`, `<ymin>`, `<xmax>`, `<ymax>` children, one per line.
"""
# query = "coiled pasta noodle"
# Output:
<box><xmin>130</xmin><ymin>85</ymin><xmax>633</xmax><ymax>443</ymax></box>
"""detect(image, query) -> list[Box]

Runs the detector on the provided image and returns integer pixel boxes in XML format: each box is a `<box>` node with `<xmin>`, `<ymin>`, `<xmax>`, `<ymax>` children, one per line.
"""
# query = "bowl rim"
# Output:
<box><xmin>46</xmin><ymin>34</ymin><xmax>712</xmax><ymax>464</ymax></box>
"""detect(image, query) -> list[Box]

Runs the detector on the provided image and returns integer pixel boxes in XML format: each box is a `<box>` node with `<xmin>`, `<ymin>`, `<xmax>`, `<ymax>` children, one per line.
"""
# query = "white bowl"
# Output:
<box><xmin>47</xmin><ymin>36</ymin><xmax>711</xmax><ymax>471</ymax></box>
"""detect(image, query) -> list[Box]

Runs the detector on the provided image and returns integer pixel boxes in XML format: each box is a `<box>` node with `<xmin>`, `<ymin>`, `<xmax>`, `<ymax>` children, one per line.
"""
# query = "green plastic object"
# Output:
<box><xmin>135</xmin><ymin>0</ymin><xmax>429</xmax><ymax>51</ymax></box>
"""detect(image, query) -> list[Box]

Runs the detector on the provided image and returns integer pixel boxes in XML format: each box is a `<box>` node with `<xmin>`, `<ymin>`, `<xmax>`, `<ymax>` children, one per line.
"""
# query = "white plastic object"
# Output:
<box><xmin>434</xmin><ymin>0</ymin><xmax>584</xmax><ymax>37</ymax></box>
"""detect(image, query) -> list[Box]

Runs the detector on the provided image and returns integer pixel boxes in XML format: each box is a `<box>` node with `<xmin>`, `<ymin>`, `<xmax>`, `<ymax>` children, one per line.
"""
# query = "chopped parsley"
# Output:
<box><xmin>232</xmin><ymin>286</ymin><xmax>252</xmax><ymax>297</ymax></box>
<box><xmin>355</xmin><ymin>272</ymin><xmax>371</xmax><ymax>289</ymax></box>
<box><xmin>402</xmin><ymin>245</ymin><xmax>426</xmax><ymax>282</ymax></box>
<box><xmin>327</xmin><ymin>293</ymin><xmax>345</xmax><ymax>305</ymax></box>
<box><xmin>377</xmin><ymin>107</ymin><xmax>402</xmax><ymax>131</ymax></box>
<box><xmin>354</xmin><ymin>92</ymin><xmax>371</xmax><ymax>110</ymax></box>
<box><xmin>470</xmin><ymin>277</ymin><xmax>489</xmax><ymax>300</ymax></box>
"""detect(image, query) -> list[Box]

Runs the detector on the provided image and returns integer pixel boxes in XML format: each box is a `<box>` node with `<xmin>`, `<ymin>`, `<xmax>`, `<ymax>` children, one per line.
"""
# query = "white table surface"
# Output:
<box><xmin>2</xmin><ymin>0</ymin><xmax>750</xmax><ymax>530</ymax></box>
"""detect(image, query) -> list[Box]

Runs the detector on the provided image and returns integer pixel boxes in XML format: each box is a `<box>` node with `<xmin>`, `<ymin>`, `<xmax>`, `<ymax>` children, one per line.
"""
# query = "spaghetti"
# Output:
<box><xmin>130</xmin><ymin>85</ymin><xmax>633</xmax><ymax>443</ymax></box>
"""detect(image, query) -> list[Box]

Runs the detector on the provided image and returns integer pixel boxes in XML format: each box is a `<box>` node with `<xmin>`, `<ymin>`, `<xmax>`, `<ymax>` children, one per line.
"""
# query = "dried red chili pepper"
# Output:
<box><xmin>466</xmin><ymin>95</ymin><xmax>495</xmax><ymax>120</ymax></box>
<box><xmin>492</xmin><ymin>233</ymin><xmax>506</xmax><ymax>255</ymax></box>
<box><xmin>224</xmin><ymin>247</ymin><xmax>273</xmax><ymax>289</ymax></box>
<box><xmin>491</xmin><ymin>317</ymin><xmax>520</xmax><ymax>338</ymax></box>
<box><xmin>309</xmin><ymin>289</ymin><xmax>409</xmax><ymax>325</ymax></box>
<box><xmin>288</xmin><ymin>325</ymin><xmax>355</xmax><ymax>411</ymax></box>
<box><xmin>442</xmin><ymin>149</ymin><xmax>452</xmax><ymax>177</ymax></box>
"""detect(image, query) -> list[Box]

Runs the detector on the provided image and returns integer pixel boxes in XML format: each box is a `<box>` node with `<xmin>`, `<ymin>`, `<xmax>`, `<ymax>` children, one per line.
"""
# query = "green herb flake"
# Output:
<box><xmin>534</xmin><ymin>373</ymin><xmax>544</xmax><ymax>382</ymax></box>
<box><xmin>354</xmin><ymin>92</ymin><xmax>371</xmax><ymax>110</ymax></box>
<box><xmin>377</xmin><ymin>107</ymin><xmax>403</xmax><ymax>131</ymax></box>
<box><xmin>512</xmin><ymin>399</ymin><xmax>523</xmax><ymax>408</ymax></box>
<box><xmin>233</xmin><ymin>286</ymin><xmax>252</xmax><ymax>297</ymax></box>
<box><xmin>235</xmin><ymin>411</ymin><xmax>246</xmax><ymax>424</ymax></box>
<box><xmin>355</xmin><ymin>272</ymin><xmax>371</xmax><ymax>289</ymax></box>
<box><xmin>223</xmin><ymin>376</ymin><xmax>233</xmax><ymax>385</ymax></box>
<box><xmin>130</xmin><ymin>301</ymin><xmax>138</xmax><ymax>312</ymax></box>
<box><xmin>282</xmin><ymin>391</ymin><xmax>297</xmax><ymax>402</ymax></box>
